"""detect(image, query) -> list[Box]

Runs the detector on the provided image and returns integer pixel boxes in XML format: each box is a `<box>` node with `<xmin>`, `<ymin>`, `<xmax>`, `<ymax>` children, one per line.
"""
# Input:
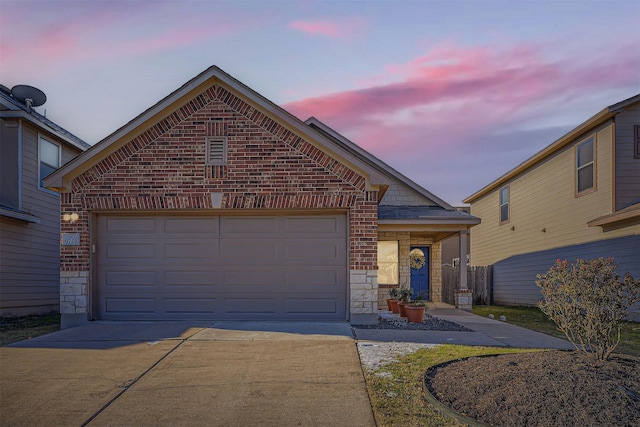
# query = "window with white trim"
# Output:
<box><xmin>206</xmin><ymin>137</ymin><xmax>227</xmax><ymax>165</ymax></box>
<box><xmin>39</xmin><ymin>137</ymin><xmax>60</xmax><ymax>190</ymax></box>
<box><xmin>576</xmin><ymin>137</ymin><xmax>595</xmax><ymax>194</ymax></box>
<box><xmin>499</xmin><ymin>185</ymin><xmax>509</xmax><ymax>224</ymax></box>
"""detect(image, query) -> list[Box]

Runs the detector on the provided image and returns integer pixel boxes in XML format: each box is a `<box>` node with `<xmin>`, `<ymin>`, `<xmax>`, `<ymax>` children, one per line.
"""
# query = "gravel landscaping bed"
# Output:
<box><xmin>354</xmin><ymin>313</ymin><xmax>471</xmax><ymax>371</ymax></box>
<box><xmin>353</xmin><ymin>312</ymin><xmax>472</xmax><ymax>332</ymax></box>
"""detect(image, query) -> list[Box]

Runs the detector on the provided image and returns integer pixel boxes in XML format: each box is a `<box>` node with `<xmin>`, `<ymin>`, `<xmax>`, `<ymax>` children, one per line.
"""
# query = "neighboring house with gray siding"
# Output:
<box><xmin>464</xmin><ymin>94</ymin><xmax>640</xmax><ymax>319</ymax></box>
<box><xmin>0</xmin><ymin>85</ymin><xmax>90</xmax><ymax>316</ymax></box>
<box><xmin>44</xmin><ymin>66</ymin><xmax>479</xmax><ymax>328</ymax></box>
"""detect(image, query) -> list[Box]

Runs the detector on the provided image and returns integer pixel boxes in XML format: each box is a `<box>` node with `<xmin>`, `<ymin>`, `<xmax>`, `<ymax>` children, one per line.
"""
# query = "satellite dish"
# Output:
<box><xmin>11</xmin><ymin>85</ymin><xmax>47</xmax><ymax>108</ymax></box>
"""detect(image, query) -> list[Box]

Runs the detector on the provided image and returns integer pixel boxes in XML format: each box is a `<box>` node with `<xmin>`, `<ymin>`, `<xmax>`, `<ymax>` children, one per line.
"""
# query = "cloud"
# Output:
<box><xmin>0</xmin><ymin>2</ymin><xmax>250</xmax><ymax>74</ymax></box>
<box><xmin>288</xmin><ymin>18</ymin><xmax>365</xmax><ymax>38</ymax></box>
<box><xmin>284</xmin><ymin>41</ymin><xmax>640</xmax><ymax>203</ymax></box>
<box><xmin>286</xmin><ymin>41</ymin><xmax>639</xmax><ymax>144</ymax></box>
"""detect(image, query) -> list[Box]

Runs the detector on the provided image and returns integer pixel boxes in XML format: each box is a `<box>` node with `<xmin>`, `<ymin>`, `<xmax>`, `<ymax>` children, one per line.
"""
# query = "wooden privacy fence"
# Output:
<box><xmin>442</xmin><ymin>265</ymin><xmax>492</xmax><ymax>305</ymax></box>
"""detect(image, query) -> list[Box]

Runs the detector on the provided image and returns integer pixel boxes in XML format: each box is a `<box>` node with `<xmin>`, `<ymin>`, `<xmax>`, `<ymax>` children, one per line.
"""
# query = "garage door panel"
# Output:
<box><xmin>220</xmin><ymin>240</ymin><xmax>278</xmax><ymax>264</ymax></box>
<box><xmin>164</xmin><ymin>217</ymin><xmax>219</xmax><ymax>234</ymax></box>
<box><xmin>222</xmin><ymin>216</ymin><xmax>278</xmax><ymax>234</ymax></box>
<box><xmin>223</xmin><ymin>270</ymin><xmax>278</xmax><ymax>287</ymax></box>
<box><xmin>285</xmin><ymin>299</ymin><xmax>338</xmax><ymax>314</ymax></box>
<box><xmin>284</xmin><ymin>216</ymin><xmax>342</xmax><ymax>234</ymax></box>
<box><xmin>224</xmin><ymin>298</ymin><xmax>277</xmax><ymax>314</ymax></box>
<box><xmin>105</xmin><ymin>271</ymin><xmax>156</xmax><ymax>287</ymax></box>
<box><xmin>97</xmin><ymin>214</ymin><xmax>347</xmax><ymax>320</ymax></box>
<box><xmin>163</xmin><ymin>242</ymin><xmax>218</xmax><ymax>259</ymax></box>
<box><xmin>284</xmin><ymin>271</ymin><xmax>340</xmax><ymax>288</ymax></box>
<box><xmin>164</xmin><ymin>271</ymin><xmax>219</xmax><ymax>286</ymax></box>
<box><xmin>106</xmin><ymin>243</ymin><xmax>156</xmax><ymax>259</ymax></box>
<box><xmin>284</xmin><ymin>243</ymin><xmax>340</xmax><ymax>262</ymax></box>
<box><xmin>165</xmin><ymin>298</ymin><xmax>217</xmax><ymax>314</ymax></box>
<box><xmin>105</xmin><ymin>218</ymin><xmax>157</xmax><ymax>233</ymax></box>
<box><xmin>105</xmin><ymin>298</ymin><xmax>156</xmax><ymax>313</ymax></box>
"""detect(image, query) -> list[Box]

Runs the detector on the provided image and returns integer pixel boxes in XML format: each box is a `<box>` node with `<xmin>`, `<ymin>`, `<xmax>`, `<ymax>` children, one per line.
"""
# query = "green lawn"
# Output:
<box><xmin>0</xmin><ymin>314</ymin><xmax>60</xmax><ymax>346</ymax></box>
<box><xmin>472</xmin><ymin>305</ymin><xmax>640</xmax><ymax>357</ymax></box>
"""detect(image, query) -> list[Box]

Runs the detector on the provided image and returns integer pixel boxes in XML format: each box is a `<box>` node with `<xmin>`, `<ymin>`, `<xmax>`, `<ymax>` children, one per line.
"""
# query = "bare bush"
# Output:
<box><xmin>536</xmin><ymin>257</ymin><xmax>640</xmax><ymax>360</ymax></box>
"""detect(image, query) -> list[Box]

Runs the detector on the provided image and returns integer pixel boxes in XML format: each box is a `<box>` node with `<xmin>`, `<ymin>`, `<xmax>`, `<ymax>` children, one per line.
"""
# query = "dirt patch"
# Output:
<box><xmin>426</xmin><ymin>350</ymin><xmax>640</xmax><ymax>426</ymax></box>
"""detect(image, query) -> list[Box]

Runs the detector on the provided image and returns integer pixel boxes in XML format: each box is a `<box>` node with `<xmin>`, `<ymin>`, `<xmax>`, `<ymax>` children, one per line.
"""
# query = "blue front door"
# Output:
<box><xmin>409</xmin><ymin>247</ymin><xmax>429</xmax><ymax>299</ymax></box>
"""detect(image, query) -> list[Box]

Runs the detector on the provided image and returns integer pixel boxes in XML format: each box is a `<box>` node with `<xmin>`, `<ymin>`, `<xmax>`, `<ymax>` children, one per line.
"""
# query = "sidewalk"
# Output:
<box><xmin>353</xmin><ymin>302</ymin><xmax>574</xmax><ymax>350</ymax></box>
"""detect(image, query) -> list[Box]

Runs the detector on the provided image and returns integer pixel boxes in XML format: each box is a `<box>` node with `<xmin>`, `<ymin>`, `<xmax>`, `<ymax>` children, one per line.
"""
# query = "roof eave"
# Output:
<box><xmin>379</xmin><ymin>218</ymin><xmax>481</xmax><ymax>225</ymax></box>
<box><xmin>587</xmin><ymin>203</ymin><xmax>640</xmax><ymax>228</ymax></box>
<box><xmin>0</xmin><ymin>110</ymin><xmax>89</xmax><ymax>152</ymax></box>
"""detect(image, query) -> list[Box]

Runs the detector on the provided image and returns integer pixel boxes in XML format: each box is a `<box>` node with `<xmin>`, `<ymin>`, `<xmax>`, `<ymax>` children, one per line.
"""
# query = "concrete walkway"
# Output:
<box><xmin>1</xmin><ymin>322</ymin><xmax>375</xmax><ymax>427</ymax></box>
<box><xmin>354</xmin><ymin>302</ymin><xmax>574</xmax><ymax>350</ymax></box>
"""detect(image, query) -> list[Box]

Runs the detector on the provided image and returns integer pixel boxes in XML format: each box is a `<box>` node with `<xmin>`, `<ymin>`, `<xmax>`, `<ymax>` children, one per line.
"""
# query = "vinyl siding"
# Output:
<box><xmin>492</xmin><ymin>235</ymin><xmax>640</xmax><ymax>319</ymax></box>
<box><xmin>470</xmin><ymin>122</ymin><xmax>640</xmax><ymax>266</ymax></box>
<box><xmin>0</xmin><ymin>121</ymin><xmax>83</xmax><ymax>316</ymax></box>
<box><xmin>380</xmin><ymin>176</ymin><xmax>438</xmax><ymax>206</ymax></box>
<box><xmin>615</xmin><ymin>103</ymin><xmax>640</xmax><ymax>210</ymax></box>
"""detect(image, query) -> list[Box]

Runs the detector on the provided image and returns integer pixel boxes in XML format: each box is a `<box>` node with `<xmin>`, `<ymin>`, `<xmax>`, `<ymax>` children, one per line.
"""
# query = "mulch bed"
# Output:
<box><xmin>425</xmin><ymin>350</ymin><xmax>640</xmax><ymax>427</ymax></box>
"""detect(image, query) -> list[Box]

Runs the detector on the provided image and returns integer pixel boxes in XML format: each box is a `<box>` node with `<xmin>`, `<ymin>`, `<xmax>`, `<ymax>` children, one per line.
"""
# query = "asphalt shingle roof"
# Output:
<box><xmin>378</xmin><ymin>205</ymin><xmax>477</xmax><ymax>221</ymax></box>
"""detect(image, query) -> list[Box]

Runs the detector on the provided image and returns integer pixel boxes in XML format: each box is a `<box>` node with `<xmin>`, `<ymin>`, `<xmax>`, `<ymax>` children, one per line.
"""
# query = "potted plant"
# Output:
<box><xmin>406</xmin><ymin>291</ymin><xmax>427</xmax><ymax>323</ymax></box>
<box><xmin>387</xmin><ymin>287</ymin><xmax>400</xmax><ymax>312</ymax></box>
<box><xmin>397</xmin><ymin>287</ymin><xmax>413</xmax><ymax>317</ymax></box>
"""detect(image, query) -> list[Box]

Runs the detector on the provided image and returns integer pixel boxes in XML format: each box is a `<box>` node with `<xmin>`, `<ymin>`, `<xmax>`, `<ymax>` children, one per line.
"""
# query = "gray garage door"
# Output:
<box><xmin>96</xmin><ymin>214</ymin><xmax>347</xmax><ymax>321</ymax></box>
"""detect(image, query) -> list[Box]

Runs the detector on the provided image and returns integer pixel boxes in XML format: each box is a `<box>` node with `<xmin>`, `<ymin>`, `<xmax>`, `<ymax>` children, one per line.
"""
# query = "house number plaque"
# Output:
<box><xmin>61</xmin><ymin>233</ymin><xmax>81</xmax><ymax>246</ymax></box>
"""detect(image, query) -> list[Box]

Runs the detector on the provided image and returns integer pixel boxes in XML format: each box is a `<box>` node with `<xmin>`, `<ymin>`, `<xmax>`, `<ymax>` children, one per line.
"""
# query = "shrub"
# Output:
<box><xmin>535</xmin><ymin>257</ymin><xmax>640</xmax><ymax>360</ymax></box>
<box><xmin>399</xmin><ymin>287</ymin><xmax>413</xmax><ymax>302</ymax></box>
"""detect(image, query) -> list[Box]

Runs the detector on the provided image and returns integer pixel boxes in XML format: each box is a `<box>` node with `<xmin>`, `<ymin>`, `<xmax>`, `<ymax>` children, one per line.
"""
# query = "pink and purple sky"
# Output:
<box><xmin>1</xmin><ymin>0</ymin><xmax>639</xmax><ymax>205</ymax></box>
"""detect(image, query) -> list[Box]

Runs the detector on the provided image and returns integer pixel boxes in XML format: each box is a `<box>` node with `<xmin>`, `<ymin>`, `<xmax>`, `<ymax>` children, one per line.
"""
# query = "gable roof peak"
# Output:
<box><xmin>43</xmin><ymin>66</ymin><xmax>389</xmax><ymax>193</ymax></box>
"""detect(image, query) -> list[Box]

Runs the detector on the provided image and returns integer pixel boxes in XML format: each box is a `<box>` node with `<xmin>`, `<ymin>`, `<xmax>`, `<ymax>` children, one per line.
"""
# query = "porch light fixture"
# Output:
<box><xmin>63</xmin><ymin>213</ymin><xmax>79</xmax><ymax>224</ymax></box>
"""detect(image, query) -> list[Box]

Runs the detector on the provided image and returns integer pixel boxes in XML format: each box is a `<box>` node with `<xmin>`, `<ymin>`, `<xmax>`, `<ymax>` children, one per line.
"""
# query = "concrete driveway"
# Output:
<box><xmin>1</xmin><ymin>322</ymin><xmax>375</xmax><ymax>426</ymax></box>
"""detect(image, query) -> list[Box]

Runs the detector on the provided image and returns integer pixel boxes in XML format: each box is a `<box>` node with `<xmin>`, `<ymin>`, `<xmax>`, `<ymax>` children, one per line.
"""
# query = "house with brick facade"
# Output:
<box><xmin>44</xmin><ymin>66</ymin><xmax>478</xmax><ymax>328</ymax></box>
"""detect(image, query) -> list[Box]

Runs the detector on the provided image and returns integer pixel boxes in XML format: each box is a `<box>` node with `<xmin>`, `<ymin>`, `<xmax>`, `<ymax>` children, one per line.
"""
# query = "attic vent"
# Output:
<box><xmin>206</xmin><ymin>137</ymin><xmax>227</xmax><ymax>165</ymax></box>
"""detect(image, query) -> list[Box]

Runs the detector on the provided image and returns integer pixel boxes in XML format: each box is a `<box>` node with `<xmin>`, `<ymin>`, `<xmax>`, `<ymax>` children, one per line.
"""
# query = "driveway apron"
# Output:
<box><xmin>1</xmin><ymin>322</ymin><xmax>375</xmax><ymax>427</ymax></box>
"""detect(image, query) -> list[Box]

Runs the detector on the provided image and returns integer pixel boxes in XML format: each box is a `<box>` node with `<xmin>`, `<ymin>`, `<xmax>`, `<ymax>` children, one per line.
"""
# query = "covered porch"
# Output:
<box><xmin>376</xmin><ymin>206</ymin><xmax>480</xmax><ymax>310</ymax></box>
